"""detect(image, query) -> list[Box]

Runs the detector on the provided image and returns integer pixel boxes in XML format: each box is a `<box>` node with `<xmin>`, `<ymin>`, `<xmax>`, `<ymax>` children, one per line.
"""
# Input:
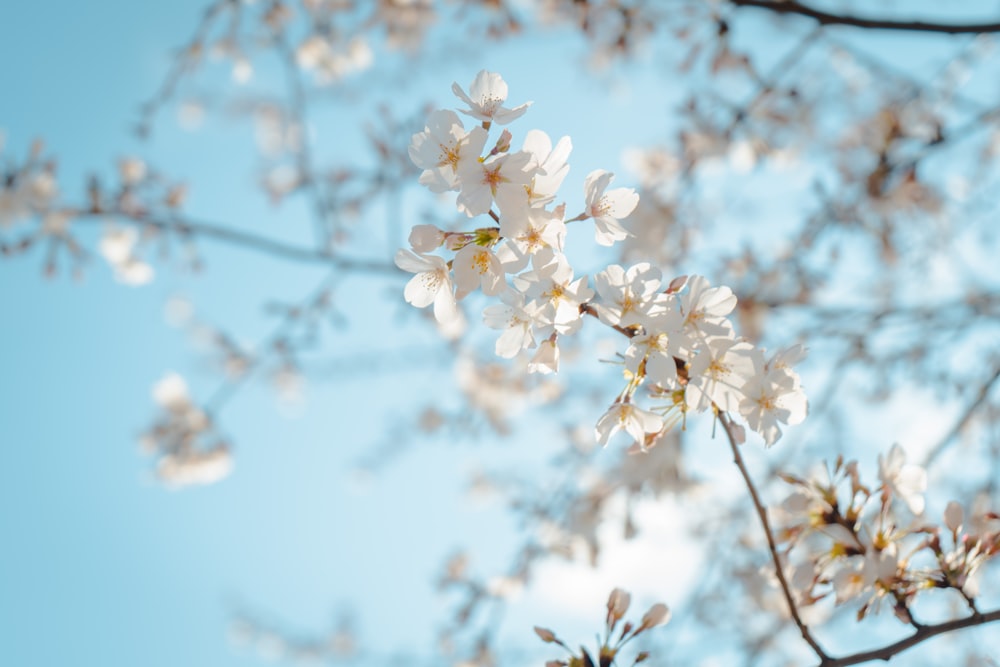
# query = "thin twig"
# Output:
<box><xmin>923</xmin><ymin>364</ymin><xmax>1000</xmax><ymax>467</ymax></box>
<box><xmin>72</xmin><ymin>208</ymin><xmax>395</xmax><ymax>273</ymax></box>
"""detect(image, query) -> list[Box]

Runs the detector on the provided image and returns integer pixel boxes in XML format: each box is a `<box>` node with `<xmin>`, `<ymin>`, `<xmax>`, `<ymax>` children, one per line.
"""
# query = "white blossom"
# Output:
<box><xmin>452</xmin><ymin>70</ymin><xmax>531</xmax><ymax>125</ymax></box>
<box><xmin>394</xmin><ymin>249</ymin><xmax>459</xmax><ymax>325</ymax></box>
<box><xmin>878</xmin><ymin>444</ymin><xmax>927</xmax><ymax>515</ymax></box>
<box><xmin>583</xmin><ymin>169</ymin><xmax>639</xmax><ymax>246</ymax></box>
<box><xmin>595</xmin><ymin>402</ymin><xmax>664</xmax><ymax>446</ymax></box>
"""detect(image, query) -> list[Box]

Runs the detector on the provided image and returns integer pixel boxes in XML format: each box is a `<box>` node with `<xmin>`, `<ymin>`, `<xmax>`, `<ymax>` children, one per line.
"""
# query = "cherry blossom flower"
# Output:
<box><xmin>595</xmin><ymin>402</ymin><xmax>664</xmax><ymax>446</ymax></box>
<box><xmin>99</xmin><ymin>227</ymin><xmax>154</xmax><ymax>285</ymax></box>
<box><xmin>408</xmin><ymin>223</ymin><xmax>445</xmax><ymax>253</ymax></box>
<box><xmin>157</xmin><ymin>445</ymin><xmax>233</xmax><ymax>488</ymax></box>
<box><xmin>409</xmin><ymin>109</ymin><xmax>487</xmax><ymax>193</ymax></box>
<box><xmin>456</xmin><ymin>149</ymin><xmax>535</xmax><ymax>218</ymax></box>
<box><xmin>878</xmin><ymin>443</ymin><xmax>927</xmax><ymax>515</ymax></box>
<box><xmin>522</xmin><ymin>129</ymin><xmax>571</xmax><ymax>208</ymax></box>
<box><xmin>495</xmin><ymin>205</ymin><xmax>567</xmax><ymax>272</ymax></box>
<box><xmin>685</xmin><ymin>336</ymin><xmax>755</xmax><ymax>412</ymax></box>
<box><xmin>394</xmin><ymin>249</ymin><xmax>458</xmax><ymax>325</ymax></box>
<box><xmin>624</xmin><ymin>317</ymin><xmax>686</xmax><ymax>389</ymax></box>
<box><xmin>453</xmin><ymin>243</ymin><xmax>504</xmax><ymax>297</ymax></box>
<box><xmin>452</xmin><ymin>70</ymin><xmax>531</xmax><ymax>126</ymax></box>
<box><xmin>582</xmin><ymin>169</ymin><xmax>639</xmax><ymax>246</ymax></box>
<box><xmin>512</xmin><ymin>248</ymin><xmax>592</xmax><ymax>336</ymax></box>
<box><xmin>528</xmin><ymin>337</ymin><xmax>559</xmax><ymax>374</ymax></box>
<box><xmin>739</xmin><ymin>358</ymin><xmax>808</xmax><ymax>446</ymax></box>
<box><xmin>483</xmin><ymin>290</ymin><xmax>537</xmax><ymax>358</ymax></box>
<box><xmin>593</xmin><ymin>262</ymin><xmax>668</xmax><ymax>328</ymax></box>
<box><xmin>680</xmin><ymin>274</ymin><xmax>737</xmax><ymax>339</ymax></box>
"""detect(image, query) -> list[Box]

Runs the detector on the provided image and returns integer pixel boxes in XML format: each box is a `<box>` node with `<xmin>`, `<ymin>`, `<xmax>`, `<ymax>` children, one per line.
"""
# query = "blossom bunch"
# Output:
<box><xmin>774</xmin><ymin>446</ymin><xmax>1000</xmax><ymax>621</ymax></box>
<box><xmin>397</xmin><ymin>70</ymin><xmax>807</xmax><ymax>447</ymax></box>
<box><xmin>534</xmin><ymin>587</ymin><xmax>670</xmax><ymax>667</ymax></box>
<box><xmin>139</xmin><ymin>372</ymin><xmax>233</xmax><ymax>487</ymax></box>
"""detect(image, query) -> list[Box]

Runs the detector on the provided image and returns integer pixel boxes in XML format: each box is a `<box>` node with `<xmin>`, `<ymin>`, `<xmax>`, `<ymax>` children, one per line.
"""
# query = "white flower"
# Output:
<box><xmin>99</xmin><ymin>227</ymin><xmax>154</xmax><ymax>286</ymax></box>
<box><xmin>395</xmin><ymin>249</ymin><xmax>459</xmax><ymax>325</ymax></box>
<box><xmin>686</xmin><ymin>337</ymin><xmax>755</xmax><ymax>413</ymax></box>
<box><xmin>944</xmin><ymin>500</ymin><xmax>964</xmax><ymax>534</ymax></box>
<box><xmin>593</xmin><ymin>262</ymin><xmax>669</xmax><ymax>328</ymax></box>
<box><xmin>407</xmin><ymin>224</ymin><xmax>445</xmax><ymax>252</ymax></box>
<box><xmin>157</xmin><ymin>445</ymin><xmax>233</xmax><ymax>487</ymax></box>
<box><xmin>680</xmin><ymin>275</ymin><xmax>737</xmax><ymax>339</ymax></box>
<box><xmin>583</xmin><ymin>169</ymin><xmax>639</xmax><ymax>246</ymax></box>
<box><xmin>452</xmin><ymin>70</ymin><xmax>531</xmax><ymax>125</ymax></box>
<box><xmin>456</xmin><ymin>150</ymin><xmax>535</xmax><ymax>218</ymax></box>
<box><xmin>512</xmin><ymin>248</ymin><xmax>592</xmax><ymax>336</ymax></box>
<box><xmin>522</xmin><ymin>130</ymin><xmax>571</xmax><ymax>208</ymax></box>
<box><xmin>409</xmin><ymin>109</ymin><xmax>488</xmax><ymax>193</ymax></box>
<box><xmin>739</xmin><ymin>363</ymin><xmax>807</xmax><ymax>446</ymax></box>
<box><xmin>528</xmin><ymin>338</ymin><xmax>559</xmax><ymax>374</ymax></box>
<box><xmin>496</xmin><ymin>204</ymin><xmax>567</xmax><ymax>272</ymax></box>
<box><xmin>453</xmin><ymin>244</ymin><xmax>504</xmax><ymax>297</ymax></box>
<box><xmin>595</xmin><ymin>402</ymin><xmax>664</xmax><ymax>446</ymax></box>
<box><xmin>153</xmin><ymin>372</ymin><xmax>192</xmax><ymax>411</ymax></box>
<box><xmin>483</xmin><ymin>290</ymin><xmax>537</xmax><ymax>358</ymax></box>
<box><xmin>878</xmin><ymin>444</ymin><xmax>927</xmax><ymax>515</ymax></box>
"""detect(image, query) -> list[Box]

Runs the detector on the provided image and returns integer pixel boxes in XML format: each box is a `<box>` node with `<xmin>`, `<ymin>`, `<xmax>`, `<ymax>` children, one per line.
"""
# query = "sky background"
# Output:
<box><xmin>4</xmin><ymin>2</ymin><xmax>1000</xmax><ymax>666</ymax></box>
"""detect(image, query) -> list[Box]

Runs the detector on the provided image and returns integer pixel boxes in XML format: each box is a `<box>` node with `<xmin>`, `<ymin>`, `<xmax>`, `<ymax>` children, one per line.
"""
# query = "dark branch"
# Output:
<box><xmin>818</xmin><ymin>608</ymin><xmax>1000</xmax><ymax>666</ymax></box>
<box><xmin>717</xmin><ymin>411</ymin><xmax>830</xmax><ymax>662</ymax></box>
<box><xmin>729</xmin><ymin>0</ymin><xmax>1000</xmax><ymax>34</ymax></box>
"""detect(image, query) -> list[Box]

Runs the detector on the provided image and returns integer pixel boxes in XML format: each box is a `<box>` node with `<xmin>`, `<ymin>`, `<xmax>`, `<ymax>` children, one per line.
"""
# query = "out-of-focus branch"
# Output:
<box><xmin>923</xmin><ymin>364</ymin><xmax>1000</xmax><ymax>467</ymax></box>
<box><xmin>729</xmin><ymin>0</ymin><xmax>1000</xmax><ymax>34</ymax></box>
<box><xmin>73</xmin><ymin>208</ymin><xmax>396</xmax><ymax>273</ymax></box>
<box><xmin>136</xmin><ymin>0</ymin><xmax>236</xmax><ymax>137</ymax></box>
<box><xmin>817</xmin><ymin>608</ymin><xmax>1000</xmax><ymax>667</ymax></box>
<box><xmin>717</xmin><ymin>410</ymin><xmax>831</xmax><ymax>662</ymax></box>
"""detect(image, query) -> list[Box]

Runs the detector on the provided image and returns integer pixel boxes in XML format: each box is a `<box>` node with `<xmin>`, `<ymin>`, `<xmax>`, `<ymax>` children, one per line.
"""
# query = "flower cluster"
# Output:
<box><xmin>774</xmin><ymin>445</ymin><xmax>1000</xmax><ymax>621</ymax></box>
<box><xmin>139</xmin><ymin>373</ymin><xmax>233</xmax><ymax>487</ymax></box>
<box><xmin>397</xmin><ymin>71</ymin><xmax>807</xmax><ymax>447</ymax></box>
<box><xmin>534</xmin><ymin>587</ymin><xmax>670</xmax><ymax>667</ymax></box>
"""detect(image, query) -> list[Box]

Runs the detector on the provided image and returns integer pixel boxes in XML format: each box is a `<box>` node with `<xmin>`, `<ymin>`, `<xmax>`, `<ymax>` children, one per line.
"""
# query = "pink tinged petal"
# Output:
<box><xmin>944</xmin><ymin>501</ymin><xmax>964</xmax><ymax>533</ymax></box>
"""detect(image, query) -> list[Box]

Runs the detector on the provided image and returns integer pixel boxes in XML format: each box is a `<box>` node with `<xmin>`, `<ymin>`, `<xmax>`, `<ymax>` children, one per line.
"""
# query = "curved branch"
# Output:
<box><xmin>729</xmin><ymin>0</ymin><xmax>1000</xmax><ymax>34</ymax></box>
<box><xmin>819</xmin><ymin>608</ymin><xmax>1000</xmax><ymax>667</ymax></box>
<box><xmin>717</xmin><ymin>411</ymin><xmax>831</xmax><ymax>662</ymax></box>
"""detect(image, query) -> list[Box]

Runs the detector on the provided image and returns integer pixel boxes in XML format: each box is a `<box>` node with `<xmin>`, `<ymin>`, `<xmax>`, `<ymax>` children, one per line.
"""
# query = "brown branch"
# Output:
<box><xmin>716</xmin><ymin>410</ymin><xmax>831</xmax><ymax>662</ymax></box>
<box><xmin>729</xmin><ymin>0</ymin><xmax>1000</xmax><ymax>34</ymax></box>
<box><xmin>818</xmin><ymin>608</ymin><xmax>1000</xmax><ymax>667</ymax></box>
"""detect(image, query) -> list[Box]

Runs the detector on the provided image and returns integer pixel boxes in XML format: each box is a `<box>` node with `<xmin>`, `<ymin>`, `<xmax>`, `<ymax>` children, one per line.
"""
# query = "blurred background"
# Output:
<box><xmin>3</xmin><ymin>1</ymin><xmax>1000</xmax><ymax>665</ymax></box>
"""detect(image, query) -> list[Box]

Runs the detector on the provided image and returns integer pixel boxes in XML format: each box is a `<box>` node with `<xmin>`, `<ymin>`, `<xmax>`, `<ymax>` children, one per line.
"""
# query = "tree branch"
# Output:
<box><xmin>72</xmin><ymin>208</ymin><xmax>396</xmax><ymax>273</ymax></box>
<box><xmin>923</xmin><ymin>363</ymin><xmax>1000</xmax><ymax>467</ymax></box>
<box><xmin>716</xmin><ymin>411</ymin><xmax>831</xmax><ymax>662</ymax></box>
<box><xmin>729</xmin><ymin>0</ymin><xmax>1000</xmax><ymax>34</ymax></box>
<box><xmin>818</xmin><ymin>608</ymin><xmax>1000</xmax><ymax>667</ymax></box>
